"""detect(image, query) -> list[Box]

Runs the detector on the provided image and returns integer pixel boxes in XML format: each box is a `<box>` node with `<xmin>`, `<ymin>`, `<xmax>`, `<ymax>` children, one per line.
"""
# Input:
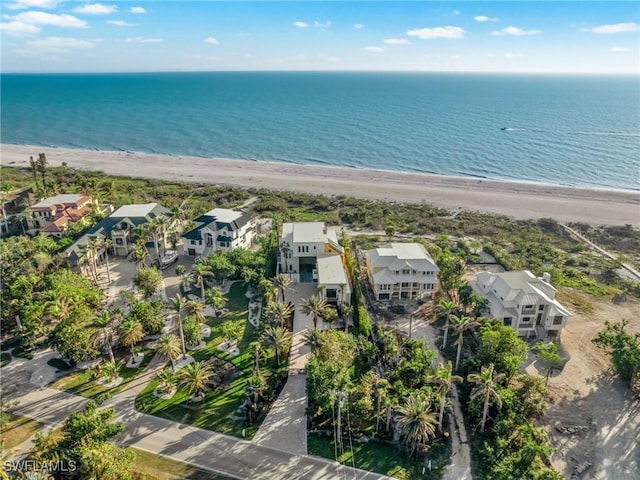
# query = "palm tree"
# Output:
<box><xmin>156</xmin><ymin>334</ymin><xmax>182</xmax><ymax>370</ymax></box>
<box><xmin>46</xmin><ymin>295</ymin><xmax>76</xmax><ymax>326</ymax></box>
<box><xmin>429</xmin><ymin>361</ymin><xmax>463</xmax><ymax>432</ymax></box>
<box><xmin>272</xmin><ymin>274</ymin><xmax>293</xmax><ymax>303</ymax></box>
<box><xmin>143</xmin><ymin>219</ymin><xmax>161</xmax><ymax>263</ymax></box>
<box><xmin>249</xmin><ymin>340</ymin><xmax>263</xmax><ymax>375</ymax></box>
<box><xmin>117</xmin><ymin>317</ymin><xmax>144</xmax><ymax>359</ymax></box>
<box><xmin>303</xmin><ymin>328</ymin><xmax>323</xmax><ymax>350</ymax></box>
<box><xmin>450</xmin><ymin>314</ymin><xmax>481</xmax><ymax>370</ymax></box>
<box><xmin>98</xmin><ymin>359</ymin><xmax>124</xmax><ymax>383</ymax></box>
<box><xmin>374</xmin><ymin>376</ymin><xmax>391</xmax><ymax>434</ymax></box>
<box><xmin>154</xmin><ymin>216</ymin><xmax>169</xmax><ymax>257</ymax></box>
<box><xmin>131</xmin><ymin>242</ymin><xmax>148</xmax><ymax>271</ymax></box>
<box><xmin>101</xmin><ymin>237</ymin><xmax>113</xmax><ymax>284</ymax></box>
<box><xmin>205</xmin><ymin>287</ymin><xmax>227</xmax><ymax>316</ymax></box>
<box><xmin>436</xmin><ymin>299</ymin><xmax>457</xmax><ymax>348</ymax></box>
<box><xmin>188</xmin><ymin>299</ymin><xmax>207</xmax><ymax>324</ymax></box>
<box><xmin>468</xmin><ymin>364</ymin><xmax>505</xmax><ymax>433</ymax></box>
<box><xmin>260</xmin><ymin>325</ymin><xmax>292</xmax><ymax>367</ymax></box>
<box><xmin>342</xmin><ymin>304</ymin><xmax>354</xmax><ymax>332</ymax></box>
<box><xmin>170</xmin><ymin>294</ymin><xmax>188</xmax><ymax>360</ymax></box>
<box><xmin>90</xmin><ymin>310</ymin><xmax>116</xmax><ymax>363</ymax></box>
<box><xmin>396</xmin><ymin>394</ymin><xmax>438</xmax><ymax>456</ymax></box>
<box><xmin>265</xmin><ymin>301</ymin><xmax>294</xmax><ymax>328</ymax></box>
<box><xmin>176</xmin><ymin>361</ymin><xmax>213</xmax><ymax>398</ymax></box>
<box><xmin>300</xmin><ymin>295</ymin><xmax>327</xmax><ymax>330</ymax></box>
<box><xmin>322</xmin><ymin>307</ymin><xmax>339</xmax><ymax>329</ymax></box>
<box><xmin>157</xmin><ymin>368</ymin><xmax>176</xmax><ymax>394</ymax></box>
<box><xmin>193</xmin><ymin>263</ymin><xmax>213</xmax><ymax>300</ymax></box>
<box><xmin>279</xmin><ymin>241</ymin><xmax>291</xmax><ymax>273</ymax></box>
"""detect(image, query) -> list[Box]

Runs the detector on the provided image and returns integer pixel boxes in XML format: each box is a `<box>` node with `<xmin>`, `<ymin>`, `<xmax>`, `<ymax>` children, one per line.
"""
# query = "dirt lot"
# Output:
<box><xmin>528</xmin><ymin>290</ymin><xmax>640</xmax><ymax>480</ymax></box>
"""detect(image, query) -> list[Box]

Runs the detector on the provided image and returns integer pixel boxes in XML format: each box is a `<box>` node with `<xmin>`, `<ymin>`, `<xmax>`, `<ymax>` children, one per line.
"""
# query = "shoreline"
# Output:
<box><xmin>2</xmin><ymin>143</ymin><xmax>639</xmax><ymax>226</ymax></box>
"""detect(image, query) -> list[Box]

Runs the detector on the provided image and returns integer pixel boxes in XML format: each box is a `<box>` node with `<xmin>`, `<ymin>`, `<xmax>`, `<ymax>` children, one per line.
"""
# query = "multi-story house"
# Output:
<box><xmin>66</xmin><ymin>202</ymin><xmax>172</xmax><ymax>270</ymax></box>
<box><xmin>471</xmin><ymin>270</ymin><xmax>571</xmax><ymax>339</ymax></box>
<box><xmin>182</xmin><ymin>208</ymin><xmax>256</xmax><ymax>257</ymax></box>
<box><xmin>366</xmin><ymin>243</ymin><xmax>439</xmax><ymax>301</ymax></box>
<box><xmin>28</xmin><ymin>193</ymin><xmax>92</xmax><ymax>238</ymax></box>
<box><xmin>278</xmin><ymin>222</ymin><xmax>351</xmax><ymax>306</ymax></box>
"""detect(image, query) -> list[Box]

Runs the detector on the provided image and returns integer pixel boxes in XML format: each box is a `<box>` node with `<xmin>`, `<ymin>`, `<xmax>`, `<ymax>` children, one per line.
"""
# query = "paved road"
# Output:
<box><xmin>9</xmin><ymin>386</ymin><xmax>391</xmax><ymax>480</ymax></box>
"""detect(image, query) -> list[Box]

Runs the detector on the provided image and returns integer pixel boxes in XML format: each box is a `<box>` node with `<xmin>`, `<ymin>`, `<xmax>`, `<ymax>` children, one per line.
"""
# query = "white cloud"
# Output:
<box><xmin>384</xmin><ymin>38</ymin><xmax>411</xmax><ymax>45</ymax></box>
<box><xmin>453</xmin><ymin>10</ymin><xmax>460</xmax><ymax>16</ymax></box>
<box><xmin>451</xmin><ymin>54</ymin><xmax>461</xmax><ymax>59</ymax></box>
<box><xmin>293</xmin><ymin>21</ymin><xmax>308</xmax><ymax>28</ymax></box>
<box><xmin>407</xmin><ymin>26</ymin><xmax>465</xmax><ymax>40</ymax></box>
<box><xmin>327</xmin><ymin>56</ymin><xmax>340</xmax><ymax>62</ymax></box>
<box><xmin>581</xmin><ymin>22</ymin><xmax>640</xmax><ymax>34</ymax></box>
<box><xmin>504</xmin><ymin>52</ymin><xmax>524</xmax><ymax>58</ymax></box>
<box><xmin>0</xmin><ymin>21</ymin><xmax>41</xmax><ymax>35</ymax></box>
<box><xmin>365</xmin><ymin>46</ymin><xmax>384</xmax><ymax>53</ymax></box>
<box><xmin>474</xmin><ymin>15</ymin><xmax>500</xmax><ymax>23</ymax></box>
<box><xmin>9</xmin><ymin>12</ymin><xmax>87</xmax><ymax>28</ymax></box>
<box><xmin>129</xmin><ymin>7</ymin><xmax>146</xmax><ymax>14</ymax></box>
<box><xmin>287</xmin><ymin>53</ymin><xmax>308</xmax><ymax>61</ymax></box>
<box><xmin>5</xmin><ymin>0</ymin><xmax>60</xmax><ymax>10</ymax></box>
<box><xmin>611</xmin><ymin>46</ymin><xmax>629</xmax><ymax>52</ymax></box>
<box><xmin>126</xmin><ymin>37</ymin><xmax>162</xmax><ymax>43</ymax></box>
<box><xmin>26</xmin><ymin>36</ymin><xmax>94</xmax><ymax>53</ymax></box>
<box><xmin>492</xmin><ymin>26</ymin><xmax>542</xmax><ymax>36</ymax></box>
<box><xmin>353</xmin><ymin>23</ymin><xmax>364</xmax><ymax>30</ymax></box>
<box><xmin>73</xmin><ymin>4</ymin><xmax>117</xmax><ymax>15</ymax></box>
<box><xmin>204</xmin><ymin>37</ymin><xmax>219</xmax><ymax>45</ymax></box>
<box><xmin>313</xmin><ymin>21</ymin><xmax>331</xmax><ymax>28</ymax></box>
<box><xmin>106</xmin><ymin>20</ymin><xmax>136</xmax><ymax>27</ymax></box>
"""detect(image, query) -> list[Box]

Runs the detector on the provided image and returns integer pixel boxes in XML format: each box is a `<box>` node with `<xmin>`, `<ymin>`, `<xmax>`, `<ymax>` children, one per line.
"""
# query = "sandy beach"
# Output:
<box><xmin>2</xmin><ymin>144</ymin><xmax>638</xmax><ymax>226</ymax></box>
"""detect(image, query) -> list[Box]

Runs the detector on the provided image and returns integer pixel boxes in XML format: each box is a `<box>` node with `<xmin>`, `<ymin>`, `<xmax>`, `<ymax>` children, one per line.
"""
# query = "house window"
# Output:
<box><xmin>191</xmin><ymin>240</ymin><xmax>197</xmax><ymax>245</ymax></box>
<box><xmin>503</xmin><ymin>317</ymin><xmax>512</xmax><ymax>327</ymax></box>
<box><xmin>402</xmin><ymin>269</ymin><xmax>410</xmax><ymax>275</ymax></box>
<box><xmin>412</xmin><ymin>270</ymin><xmax>417</xmax><ymax>274</ymax></box>
<box><xmin>379</xmin><ymin>284</ymin><xmax>390</xmax><ymax>291</ymax></box>
<box><xmin>115</xmin><ymin>238</ymin><xmax>123</xmax><ymax>246</ymax></box>
<box><xmin>326</xmin><ymin>288</ymin><xmax>337</xmax><ymax>299</ymax></box>
<box><xmin>539</xmin><ymin>305</ymin><xmax>545</xmax><ymax>311</ymax></box>
<box><xmin>422</xmin><ymin>271</ymin><xmax>427</xmax><ymax>276</ymax></box>
<box><xmin>401</xmin><ymin>282</ymin><xmax>410</xmax><ymax>288</ymax></box>
<box><xmin>395</xmin><ymin>270</ymin><xmax>400</xmax><ymax>275</ymax></box>
<box><xmin>412</xmin><ymin>282</ymin><xmax>420</xmax><ymax>288</ymax></box>
<box><xmin>521</xmin><ymin>317</ymin><xmax>531</xmax><ymax>323</ymax></box>
<box><xmin>524</xmin><ymin>305</ymin><xmax>534</xmax><ymax>310</ymax></box>
<box><xmin>553</xmin><ymin>316</ymin><xmax>563</xmax><ymax>325</ymax></box>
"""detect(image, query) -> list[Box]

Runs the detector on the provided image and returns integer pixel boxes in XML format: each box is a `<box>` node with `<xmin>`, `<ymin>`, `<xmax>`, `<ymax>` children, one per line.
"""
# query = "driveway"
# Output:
<box><xmin>252</xmin><ymin>283</ymin><xmax>316</xmax><ymax>455</ymax></box>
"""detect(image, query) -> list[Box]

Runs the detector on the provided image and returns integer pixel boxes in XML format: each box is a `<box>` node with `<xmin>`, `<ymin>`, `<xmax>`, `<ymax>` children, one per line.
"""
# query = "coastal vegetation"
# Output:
<box><xmin>1</xmin><ymin>161</ymin><xmax>638</xmax><ymax>478</ymax></box>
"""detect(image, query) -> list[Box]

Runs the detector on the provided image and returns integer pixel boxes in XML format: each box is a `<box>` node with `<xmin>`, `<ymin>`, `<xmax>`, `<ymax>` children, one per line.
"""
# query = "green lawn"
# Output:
<box><xmin>1</xmin><ymin>414</ymin><xmax>43</xmax><ymax>450</ymax></box>
<box><xmin>136</xmin><ymin>282</ymin><xmax>281</xmax><ymax>439</ymax></box>
<box><xmin>307</xmin><ymin>432</ymin><xmax>449</xmax><ymax>480</ymax></box>
<box><xmin>50</xmin><ymin>349</ymin><xmax>154</xmax><ymax>399</ymax></box>
<box><xmin>129</xmin><ymin>448</ymin><xmax>233</xmax><ymax>480</ymax></box>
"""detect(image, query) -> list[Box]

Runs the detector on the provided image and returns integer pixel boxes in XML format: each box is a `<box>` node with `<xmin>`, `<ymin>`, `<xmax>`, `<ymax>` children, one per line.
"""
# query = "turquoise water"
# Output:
<box><xmin>1</xmin><ymin>72</ymin><xmax>638</xmax><ymax>190</ymax></box>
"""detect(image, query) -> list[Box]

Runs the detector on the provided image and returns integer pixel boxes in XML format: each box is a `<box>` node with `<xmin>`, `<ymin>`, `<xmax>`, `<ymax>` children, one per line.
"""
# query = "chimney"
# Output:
<box><xmin>542</xmin><ymin>272</ymin><xmax>551</xmax><ymax>283</ymax></box>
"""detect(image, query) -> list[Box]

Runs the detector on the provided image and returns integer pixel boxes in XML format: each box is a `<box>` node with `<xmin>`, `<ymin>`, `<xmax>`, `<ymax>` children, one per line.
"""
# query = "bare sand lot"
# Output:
<box><xmin>529</xmin><ymin>292</ymin><xmax>640</xmax><ymax>480</ymax></box>
<box><xmin>2</xmin><ymin>144</ymin><xmax>639</xmax><ymax>226</ymax></box>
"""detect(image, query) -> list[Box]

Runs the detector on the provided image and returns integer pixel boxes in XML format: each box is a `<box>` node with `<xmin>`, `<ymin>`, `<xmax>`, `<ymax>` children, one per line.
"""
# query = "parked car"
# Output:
<box><xmin>160</xmin><ymin>250</ymin><xmax>179</xmax><ymax>269</ymax></box>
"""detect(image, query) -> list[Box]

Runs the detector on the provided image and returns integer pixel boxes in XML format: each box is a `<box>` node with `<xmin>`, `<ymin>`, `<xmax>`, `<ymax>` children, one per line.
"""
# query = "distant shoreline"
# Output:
<box><xmin>2</xmin><ymin>143</ymin><xmax>639</xmax><ymax>226</ymax></box>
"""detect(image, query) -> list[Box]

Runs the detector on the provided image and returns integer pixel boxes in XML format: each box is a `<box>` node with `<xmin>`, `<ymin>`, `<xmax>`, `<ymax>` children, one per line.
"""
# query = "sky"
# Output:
<box><xmin>1</xmin><ymin>1</ymin><xmax>639</xmax><ymax>73</ymax></box>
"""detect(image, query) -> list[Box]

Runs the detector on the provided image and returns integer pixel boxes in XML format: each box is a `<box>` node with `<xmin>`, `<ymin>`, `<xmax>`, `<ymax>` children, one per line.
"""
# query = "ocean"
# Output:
<box><xmin>1</xmin><ymin>72</ymin><xmax>638</xmax><ymax>191</ymax></box>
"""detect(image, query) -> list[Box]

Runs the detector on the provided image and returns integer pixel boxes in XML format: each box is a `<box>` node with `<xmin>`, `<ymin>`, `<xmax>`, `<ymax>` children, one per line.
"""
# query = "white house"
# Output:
<box><xmin>278</xmin><ymin>222</ymin><xmax>351</xmax><ymax>306</ymax></box>
<box><xmin>366</xmin><ymin>243</ymin><xmax>439</xmax><ymax>301</ymax></box>
<box><xmin>182</xmin><ymin>208</ymin><xmax>257</xmax><ymax>257</ymax></box>
<box><xmin>471</xmin><ymin>270</ymin><xmax>571</xmax><ymax>339</ymax></box>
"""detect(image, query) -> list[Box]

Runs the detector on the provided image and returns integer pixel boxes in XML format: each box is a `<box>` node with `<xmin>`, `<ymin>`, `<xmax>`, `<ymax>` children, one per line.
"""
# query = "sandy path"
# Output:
<box><xmin>2</xmin><ymin>144</ymin><xmax>639</xmax><ymax>226</ymax></box>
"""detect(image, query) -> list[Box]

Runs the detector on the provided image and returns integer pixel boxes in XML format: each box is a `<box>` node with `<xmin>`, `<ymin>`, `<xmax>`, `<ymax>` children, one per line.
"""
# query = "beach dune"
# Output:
<box><xmin>1</xmin><ymin>144</ymin><xmax>638</xmax><ymax>226</ymax></box>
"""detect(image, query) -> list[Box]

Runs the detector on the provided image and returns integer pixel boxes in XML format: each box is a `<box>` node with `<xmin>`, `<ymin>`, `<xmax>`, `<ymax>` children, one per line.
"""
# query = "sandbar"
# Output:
<box><xmin>1</xmin><ymin>144</ymin><xmax>638</xmax><ymax>226</ymax></box>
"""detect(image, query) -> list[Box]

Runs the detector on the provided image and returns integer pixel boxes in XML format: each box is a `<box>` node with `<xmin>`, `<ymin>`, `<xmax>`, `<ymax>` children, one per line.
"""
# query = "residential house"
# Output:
<box><xmin>28</xmin><ymin>193</ymin><xmax>92</xmax><ymax>238</ymax></box>
<box><xmin>182</xmin><ymin>208</ymin><xmax>256</xmax><ymax>256</ymax></box>
<box><xmin>278</xmin><ymin>222</ymin><xmax>351</xmax><ymax>306</ymax></box>
<box><xmin>471</xmin><ymin>270</ymin><xmax>571</xmax><ymax>339</ymax></box>
<box><xmin>66</xmin><ymin>202</ymin><xmax>172</xmax><ymax>270</ymax></box>
<box><xmin>366</xmin><ymin>243</ymin><xmax>439</xmax><ymax>301</ymax></box>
